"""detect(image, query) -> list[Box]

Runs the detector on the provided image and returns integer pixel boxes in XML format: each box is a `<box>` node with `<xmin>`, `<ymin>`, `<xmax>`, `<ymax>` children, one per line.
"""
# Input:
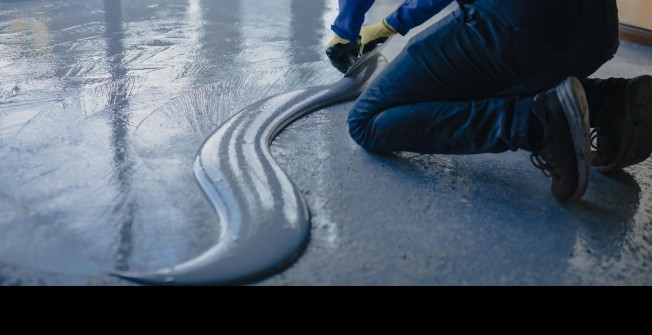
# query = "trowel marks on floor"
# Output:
<box><xmin>0</xmin><ymin>0</ymin><xmax>351</xmax><ymax>282</ymax></box>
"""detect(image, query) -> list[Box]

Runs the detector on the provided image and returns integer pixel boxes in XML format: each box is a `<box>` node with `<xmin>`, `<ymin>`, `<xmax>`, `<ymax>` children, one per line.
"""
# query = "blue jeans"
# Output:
<box><xmin>348</xmin><ymin>0</ymin><xmax>620</xmax><ymax>154</ymax></box>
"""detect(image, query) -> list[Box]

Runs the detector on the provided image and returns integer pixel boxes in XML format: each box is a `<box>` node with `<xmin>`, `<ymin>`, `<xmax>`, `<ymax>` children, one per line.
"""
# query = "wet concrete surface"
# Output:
<box><xmin>0</xmin><ymin>0</ymin><xmax>347</xmax><ymax>284</ymax></box>
<box><xmin>1</xmin><ymin>0</ymin><xmax>652</xmax><ymax>285</ymax></box>
<box><xmin>264</xmin><ymin>39</ymin><xmax>652</xmax><ymax>285</ymax></box>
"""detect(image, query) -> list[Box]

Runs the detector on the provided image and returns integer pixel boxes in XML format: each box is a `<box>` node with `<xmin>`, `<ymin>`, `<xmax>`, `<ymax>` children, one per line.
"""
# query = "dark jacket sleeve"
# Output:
<box><xmin>385</xmin><ymin>0</ymin><xmax>455</xmax><ymax>36</ymax></box>
<box><xmin>331</xmin><ymin>0</ymin><xmax>376</xmax><ymax>41</ymax></box>
<box><xmin>331</xmin><ymin>0</ymin><xmax>456</xmax><ymax>41</ymax></box>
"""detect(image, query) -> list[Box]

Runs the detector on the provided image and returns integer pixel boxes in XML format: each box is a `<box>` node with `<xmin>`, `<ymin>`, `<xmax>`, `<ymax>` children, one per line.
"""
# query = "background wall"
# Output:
<box><xmin>618</xmin><ymin>0</ymin><xmax>652</xmax><ymax>30</ymax></box>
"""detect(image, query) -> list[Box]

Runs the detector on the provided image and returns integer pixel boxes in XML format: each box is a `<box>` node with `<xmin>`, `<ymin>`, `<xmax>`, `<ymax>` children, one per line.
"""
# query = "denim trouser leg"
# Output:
<box><xmin>348</xmin><ymin>0</ymin><xmax>619</xmax><ymax>154</ymax></box>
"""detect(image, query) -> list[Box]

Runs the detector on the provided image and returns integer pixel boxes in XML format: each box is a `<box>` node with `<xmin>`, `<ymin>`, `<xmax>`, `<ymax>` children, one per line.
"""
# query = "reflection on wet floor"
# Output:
<box><xmin>103</xmin><ymin>0</ymin><xmax>134</xmax><ymax>272</ymax></box>
<box><xmin>0</xmin><ymin>0</ymin><xmax>348</xmax><ymax>283</ymax></box>
<box><xmin>1</xmin><ymin>0</ymin><xmax>652</xmax><ymax>285</ymax></box>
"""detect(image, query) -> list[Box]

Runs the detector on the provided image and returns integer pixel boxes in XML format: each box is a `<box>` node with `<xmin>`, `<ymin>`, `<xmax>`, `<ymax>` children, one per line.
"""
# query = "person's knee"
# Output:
<box><xmin>347</xmin><ymin>105</ymin><xmax>370</xmax><ymax>149</ymax></box>
<box><xmin>348</xmin><ymin>111</ymin><xmax>394</xmax><ymax>154</ymax></box>
<box><xmin>348</xmin><ymin>102</ymin><xmax>383</xmax><ymax>152</ymax></box>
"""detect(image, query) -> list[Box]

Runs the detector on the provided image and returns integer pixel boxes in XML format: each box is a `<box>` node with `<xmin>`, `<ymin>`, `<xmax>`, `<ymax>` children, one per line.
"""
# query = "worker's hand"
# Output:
<box><xmin>325</xmin><ymin>33</ymin><xmax>360</xmax><ymax>74</ymax></box>
<box><xmin>360</xmin><ymin>19</ymin><xmax>397</xmax><ymax>55</ymax></box>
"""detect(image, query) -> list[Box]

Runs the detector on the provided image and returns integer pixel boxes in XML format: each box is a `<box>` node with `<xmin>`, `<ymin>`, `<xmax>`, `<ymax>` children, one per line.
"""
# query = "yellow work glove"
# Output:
<box><xmin>325</xmin><ymin>34</ymin><xmax>360</xmax><ymax>74</ymax></box>
<box><xmin>360</xmin><ymin>19</ymin><xmax>397</xmax><ymax>55</ymax></box>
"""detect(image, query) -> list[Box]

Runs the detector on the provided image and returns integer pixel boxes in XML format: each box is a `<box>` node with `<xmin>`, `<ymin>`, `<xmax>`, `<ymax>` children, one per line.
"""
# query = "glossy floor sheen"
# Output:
<box><xmin>1</xmin><ymin>0</ymin><xmax>652</xmax><ymax>285</ymax></box>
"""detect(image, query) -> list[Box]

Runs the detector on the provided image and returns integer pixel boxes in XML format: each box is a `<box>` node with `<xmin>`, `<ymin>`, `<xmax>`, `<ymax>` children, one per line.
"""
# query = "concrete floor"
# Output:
<box><xmin>1</xmin><ymin>0</ymin><xmax>652</xmax><ymax>285</ymax></box>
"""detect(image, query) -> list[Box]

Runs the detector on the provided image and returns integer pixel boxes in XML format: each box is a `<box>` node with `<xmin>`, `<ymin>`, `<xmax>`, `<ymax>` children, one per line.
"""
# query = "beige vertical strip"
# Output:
<box><xmin>617</xmin><ymin>0</ymin><xmax>652</xmax><ymax>30</ymax></box>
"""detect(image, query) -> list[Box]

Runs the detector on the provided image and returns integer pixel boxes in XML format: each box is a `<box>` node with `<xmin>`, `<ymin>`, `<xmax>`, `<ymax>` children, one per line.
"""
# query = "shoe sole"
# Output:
<box><xmin>594</xmin><ymin>75</ymin><xmax>652</xmax><ymax>173</ymax></box>
<box><xmin>556</xmin><ymin>77</ymin><xmax>591</xmax><ymax>201</ymax></box>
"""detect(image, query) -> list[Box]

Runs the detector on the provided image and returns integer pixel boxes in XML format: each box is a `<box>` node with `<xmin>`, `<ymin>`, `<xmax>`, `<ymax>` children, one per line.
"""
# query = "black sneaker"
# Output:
<box><xmin>530</xmin><ymin>77</ymin><xmax>591</xmax><ymax>202</ymax></box>
<box><xmin>326</xmin><ymin>40</ymin><xmax>360</xmax><ymax>74</ymax></box>
<box><xmin>592</xmin><ymin>75</ymin><xmax>652</xmax><ymax>173</ymax></box>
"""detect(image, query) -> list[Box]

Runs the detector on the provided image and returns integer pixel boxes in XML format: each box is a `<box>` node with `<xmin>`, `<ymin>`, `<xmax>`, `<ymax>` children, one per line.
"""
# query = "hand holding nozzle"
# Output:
<box><xmin>325</xmin><ymin>19</ymin><xmax>397</xmax><ymax>74</ymax></box>
<box><xmin>325</xmin><ymin>34</ymin><xmax>360</xmax><ymax>74</ymax></box>
<box><xmin>359</xmin><ymin>19</ymin><xmax>397</xmax><ymax>55</ymax></box>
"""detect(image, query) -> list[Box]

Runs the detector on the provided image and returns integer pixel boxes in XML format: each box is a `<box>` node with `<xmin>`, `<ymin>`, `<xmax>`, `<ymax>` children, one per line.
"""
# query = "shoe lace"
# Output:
<box><xmin>530</xmin><ymin>151</ymin><xmax>552</xmax><ymax>178</ymax></box>
<box><xmin>590</xmin><ymin>128</ymin><xmax>599</xmax><ymax>150</ymax></box>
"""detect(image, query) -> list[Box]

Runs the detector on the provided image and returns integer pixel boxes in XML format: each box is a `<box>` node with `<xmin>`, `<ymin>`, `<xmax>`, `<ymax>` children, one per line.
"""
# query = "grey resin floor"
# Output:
<box><xmin>1</xmin><ymin>0</ymin><xmax>652</xmax><ymax>285</ymax></box>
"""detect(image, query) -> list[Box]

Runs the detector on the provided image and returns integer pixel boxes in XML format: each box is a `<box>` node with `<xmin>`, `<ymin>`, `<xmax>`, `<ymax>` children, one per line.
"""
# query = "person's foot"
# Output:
<box><xmin>592</xmin><ymin>75</ymin><xmax>652</xmax><ymax>173</ymax></box>
<box><xmin>530</xmin><ymin>77</ymin><xmax>591</xmax><ymax>202</ymax></box>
